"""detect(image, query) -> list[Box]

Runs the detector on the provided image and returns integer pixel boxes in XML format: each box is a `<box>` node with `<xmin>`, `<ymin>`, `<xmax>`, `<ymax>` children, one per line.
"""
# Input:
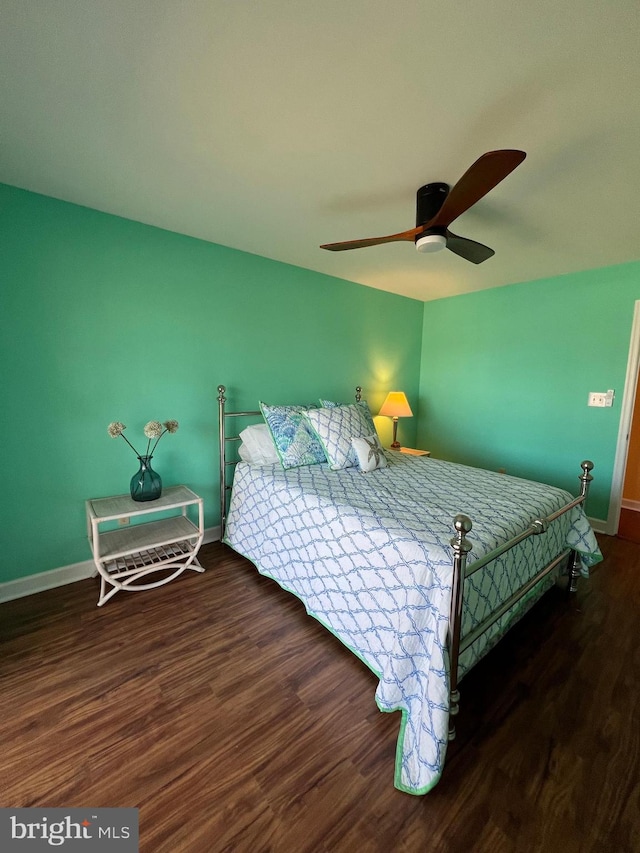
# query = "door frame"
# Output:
<box><xmin>607</xmin><ymin>299</ymin><xmax>640</xmax><ymax>534</ymax></box>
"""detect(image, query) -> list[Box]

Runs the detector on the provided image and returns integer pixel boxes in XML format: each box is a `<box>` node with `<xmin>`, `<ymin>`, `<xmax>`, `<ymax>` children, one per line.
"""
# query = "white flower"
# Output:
<box><xmin>144</xmin><ymin>421</ymin><xmax>163</xmax><ymax>439</ymax></box>
<box><xmin>107</xmin><ymin>418</ymin><xmax>179</xmax><ymax>458</ymax></box>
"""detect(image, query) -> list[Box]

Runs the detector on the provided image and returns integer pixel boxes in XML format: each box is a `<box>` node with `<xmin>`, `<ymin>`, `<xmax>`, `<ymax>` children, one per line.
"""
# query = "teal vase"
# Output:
<box><xmin>130</xmin><ymin>455</ymin><xmax>162</xmax><ymax>502</ymax></box>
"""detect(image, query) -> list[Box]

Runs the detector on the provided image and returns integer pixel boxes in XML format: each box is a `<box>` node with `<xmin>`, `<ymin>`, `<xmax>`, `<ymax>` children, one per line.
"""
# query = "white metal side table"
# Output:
<box><xmin>86</xmin><ymin>485</ymin><xmax>204</xmax><ymax>607</ymax></box>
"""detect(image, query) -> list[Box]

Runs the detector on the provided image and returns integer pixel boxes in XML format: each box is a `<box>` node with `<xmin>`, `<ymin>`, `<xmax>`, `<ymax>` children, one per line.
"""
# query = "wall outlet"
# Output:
<box><xmin>588</xmin><ymin>392</ymin><xmax>607</xmax><ymax>407</ymax></box>
<box><xmin>118</xmin><ymin>517</ymin><xmax>130</xmax><ymax>526</ymax></box>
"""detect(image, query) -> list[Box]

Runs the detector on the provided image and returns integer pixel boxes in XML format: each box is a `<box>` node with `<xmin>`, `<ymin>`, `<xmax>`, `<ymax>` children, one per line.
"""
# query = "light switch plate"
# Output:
<box><xmin>588</xmin><ymin>390</ymin><xmax>615</xmax><ymax>407</ymax></box>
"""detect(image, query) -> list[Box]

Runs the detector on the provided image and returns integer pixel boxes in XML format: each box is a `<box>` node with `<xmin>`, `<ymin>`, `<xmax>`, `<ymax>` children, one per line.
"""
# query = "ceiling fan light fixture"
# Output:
<box><xmin>415</xmin><ymin>233</ymin><xmax>447</xmax><ymax>254</ymax></box>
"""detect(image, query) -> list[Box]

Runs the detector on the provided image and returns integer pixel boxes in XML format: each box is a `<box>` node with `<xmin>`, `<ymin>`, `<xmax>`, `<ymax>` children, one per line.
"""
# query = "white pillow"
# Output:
<box><xmin>238</xmin><ymin>443</ymin><xmax>256</xmax><ymax>463</ymax></box>
<box><xmin>351</xmin><ymin>434</ymin><xmax>388</xmax><ymax>473</ymax></box>
<box><xmin>238</xmin><ymin>424</ymin><xmax>280</xmax><ymax>466</ymax></box>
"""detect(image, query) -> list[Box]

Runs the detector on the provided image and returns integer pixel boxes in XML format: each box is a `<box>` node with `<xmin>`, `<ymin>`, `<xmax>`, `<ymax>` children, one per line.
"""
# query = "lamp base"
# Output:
<box><xmin>390</xmin><ymin>417</ymin><xmax>400</xmax><ymax>449</ymax></box>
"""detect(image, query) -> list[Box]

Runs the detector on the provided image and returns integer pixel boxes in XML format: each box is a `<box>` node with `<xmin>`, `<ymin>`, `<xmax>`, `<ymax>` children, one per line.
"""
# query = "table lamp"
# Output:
<box><xmin>379</xmin><ymin>391</ymin><xmax>413</xmax><ymax>449</ymax></box>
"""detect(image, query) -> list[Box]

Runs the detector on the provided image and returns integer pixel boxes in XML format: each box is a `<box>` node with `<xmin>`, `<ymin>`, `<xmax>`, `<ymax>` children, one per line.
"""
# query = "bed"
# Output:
<box><xmin>217</xmin><ymin>385</ymin><xmax>602</xmax><ymax>795</ymax></box>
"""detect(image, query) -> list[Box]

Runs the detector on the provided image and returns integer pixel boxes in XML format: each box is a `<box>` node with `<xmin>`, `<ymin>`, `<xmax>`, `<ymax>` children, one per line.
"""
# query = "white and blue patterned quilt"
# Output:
<box><xmin>224</xmin><ymin>452</ymin><xmax>602</xmax><ymax>794</ymax></box>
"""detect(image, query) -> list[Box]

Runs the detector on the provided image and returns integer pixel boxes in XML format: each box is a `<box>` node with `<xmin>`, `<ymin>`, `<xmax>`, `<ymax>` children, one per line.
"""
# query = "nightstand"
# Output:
<box><xmin>399</xmin><ymin>447</ymin><xmax>430</xmax><ymax>457</ymax></box>
<box><xmin>86</xmin><ymin>485</ymin><xmax>204</xmax><ymax>606</ymax></box>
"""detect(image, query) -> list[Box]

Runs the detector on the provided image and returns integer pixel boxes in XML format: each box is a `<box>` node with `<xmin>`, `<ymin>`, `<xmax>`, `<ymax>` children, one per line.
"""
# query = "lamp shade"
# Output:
<box><xmin>379</xmin><ymin>391</ymin><xmax>413</xmax><ymax>419</ymax></box>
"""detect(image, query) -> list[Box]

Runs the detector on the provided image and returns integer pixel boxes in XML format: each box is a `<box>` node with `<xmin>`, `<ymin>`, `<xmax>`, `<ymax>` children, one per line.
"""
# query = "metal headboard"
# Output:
<box><xmin>217</xmin><ymin>384</ymin><xmax>362</xmax><ymax>539</ymax></box>
<box><xmin>217</xmin><ymin>385</ymin><xmax>261</xmax><ymax>539</ymax></box>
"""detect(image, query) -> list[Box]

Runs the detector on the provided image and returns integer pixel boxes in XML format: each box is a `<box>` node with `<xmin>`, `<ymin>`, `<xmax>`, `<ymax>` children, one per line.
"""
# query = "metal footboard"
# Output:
<box><xmin>447</xmin><ymin>460</ymin><xmax>594</xmax><ymax>739</ymax></box>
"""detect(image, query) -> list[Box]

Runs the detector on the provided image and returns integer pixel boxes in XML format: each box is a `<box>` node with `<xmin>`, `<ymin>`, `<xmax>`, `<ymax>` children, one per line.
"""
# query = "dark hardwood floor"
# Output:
<box><xmin>1</xmin><ymin>534</ymin><xmax>638</xmax><ymax>852</ymax></box>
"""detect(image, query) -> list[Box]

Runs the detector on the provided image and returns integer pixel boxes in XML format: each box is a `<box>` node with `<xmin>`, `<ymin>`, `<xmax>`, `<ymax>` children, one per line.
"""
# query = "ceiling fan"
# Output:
<box><xmin>320</xmin><ymin>149</ymin><xmax>526</xmax><ymax>264</ymax></box>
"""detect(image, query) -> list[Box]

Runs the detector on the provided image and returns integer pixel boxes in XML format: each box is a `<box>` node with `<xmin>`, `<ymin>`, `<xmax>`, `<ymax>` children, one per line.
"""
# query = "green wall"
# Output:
<box><xmin>0</xmin><ymin>184</ymin><xmax>423</xmax><ymax>583</ymax></box>
<box><xmin>418</xmin><ymin>263</ymin><xmax>640</xmax><ymax>521</ymax></box>
<box><xmin>3</xmin><ymin>180</ymin><xmax>637</xmax><ymax>586</ymax></box>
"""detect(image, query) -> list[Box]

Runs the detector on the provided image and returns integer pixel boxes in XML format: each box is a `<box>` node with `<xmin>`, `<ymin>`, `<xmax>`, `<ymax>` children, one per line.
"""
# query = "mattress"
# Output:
<box><xmin>224</xmin><ymin>452</ymin><xmax>602</xmax><ymax>794</ymax></box>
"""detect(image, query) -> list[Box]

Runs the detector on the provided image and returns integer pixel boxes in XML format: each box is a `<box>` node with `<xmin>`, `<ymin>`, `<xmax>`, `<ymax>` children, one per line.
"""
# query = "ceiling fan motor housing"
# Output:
<box><xmin>415</xmin><ymin>182</ymin><xmax>449</xmax><ymax>252</ymax></box>
<box><xmin>416</xmin><ymin>182</ymin><xmax>449</xmax><ymax>226</ymax></box>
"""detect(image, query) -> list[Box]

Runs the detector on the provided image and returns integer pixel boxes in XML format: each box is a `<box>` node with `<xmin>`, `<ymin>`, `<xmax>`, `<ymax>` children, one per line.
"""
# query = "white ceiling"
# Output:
<box><xmin>2</xmin><ymin>1</ymin><xmax>639</xmax><ymax>302</ymax></box>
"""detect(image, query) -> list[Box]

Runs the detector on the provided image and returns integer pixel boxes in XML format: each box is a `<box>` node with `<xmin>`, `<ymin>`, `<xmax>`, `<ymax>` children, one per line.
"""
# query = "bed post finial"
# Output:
<box><xmin>218</xmin><ymin>384</ymin><xmax>226</xmax><ymax>403</ymax></box>
<box><xmin>448</xmin><ymin>514</ymin><xmax>472</xmax><ymax>741</ymax></box>
<box><xmin>355</xmin><ymin>386</ymin><xmax>362</xmax><ymax>402</ymax></box>
<box><xmin>579</xmin><ymin>460</ymin><xmax>594</xmax><ymax>499</ymax></box>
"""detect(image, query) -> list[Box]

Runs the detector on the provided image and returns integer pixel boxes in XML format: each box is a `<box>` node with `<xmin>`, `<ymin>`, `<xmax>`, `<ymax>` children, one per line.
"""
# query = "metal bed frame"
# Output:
<box><xmin>217</xmin><ymin>383</ymin><xmax>594</xmax><ymax>740</ymax></box>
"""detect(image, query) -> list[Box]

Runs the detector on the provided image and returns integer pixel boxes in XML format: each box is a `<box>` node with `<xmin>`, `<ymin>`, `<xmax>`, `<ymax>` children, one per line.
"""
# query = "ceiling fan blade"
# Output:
<box><xmin>428</xmin><ymin>149</ymin><xmax>526</xmax><ymax>229</ymax></box>
<box><xmin>446</xmin><ymin>230</ymin><xmax>495</xmax><ymax>264</ymax></box>
<box><xmin>320</xmin><ymin>226</ymin><xmax>422</xmax><ymax>251</ymax></box>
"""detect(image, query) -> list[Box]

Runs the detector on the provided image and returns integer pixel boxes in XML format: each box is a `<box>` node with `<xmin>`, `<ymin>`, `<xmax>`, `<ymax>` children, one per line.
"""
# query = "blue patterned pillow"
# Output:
<box><xmin>304</xmin><ymin>403</ymin><xmax>376</xmax><ymax>470</ymax></box>
<box><xmin>319</xmin><ymin>399</ymin><xmax>376</xmax><ymax>434</ymax></box>
<box><xmin>260</xmin><ymin>402</ymin><xmax>327</xmax><ymax>469</ymax></box>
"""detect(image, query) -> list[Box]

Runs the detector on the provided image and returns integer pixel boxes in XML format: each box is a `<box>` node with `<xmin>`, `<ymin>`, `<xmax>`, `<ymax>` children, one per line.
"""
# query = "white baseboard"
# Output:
<box><xmin>0</xmin><ymin>525</ymin><xmax>222</xmax><ymax>605</ymax></box>
<box><xmin>203</xmin><ymin>525</ymin><xmax>222</xmax><ymax>544</ymax></box>
<box><xmin>0</xmin><ymin>559</ymin><xmax>97</xmax><ymax>605</ymax></box>
<box><xmin>621</xmin><ymin>499</ymin><xmax>640</xmax><ymax>513</ymax></box>
<box><xmin>588</xmin><ymin>516</ymin><xmax>608</xmax><ymax>535</ymax></box>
